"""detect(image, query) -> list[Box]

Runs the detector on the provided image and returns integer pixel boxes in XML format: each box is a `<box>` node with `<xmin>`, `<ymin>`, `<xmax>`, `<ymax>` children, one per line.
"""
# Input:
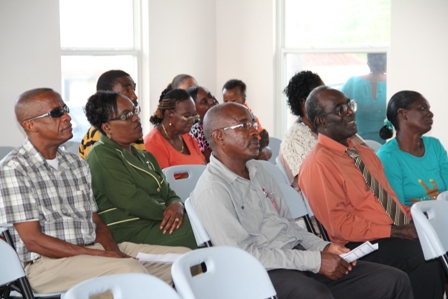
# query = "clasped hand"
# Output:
<box><xmin>160</xmin><ymin>202</ymin><xmax>184</xmax><ymax>234</ymax></box>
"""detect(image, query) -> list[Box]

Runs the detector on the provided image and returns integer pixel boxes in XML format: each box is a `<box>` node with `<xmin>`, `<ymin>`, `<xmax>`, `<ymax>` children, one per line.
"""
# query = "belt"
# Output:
<box><xmin>23</xmin><ymin>242</ymin><xmax>96</xmax><ymax>267</ymax></box>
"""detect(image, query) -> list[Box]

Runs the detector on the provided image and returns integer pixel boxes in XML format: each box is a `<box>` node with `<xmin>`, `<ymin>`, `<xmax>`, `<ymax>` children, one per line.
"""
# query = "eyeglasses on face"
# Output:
<box><xmin>318</xmin><ymin>99</ymin><xmax>357</xmax><ymax>118</ymax></box>
<box><xmin>172</xmin><ymin>111</ymin><xmax>200</xmax><ymax>122</ymax></box>
<box><xmin>27</xmin><ymin>105</ymin><xmax>70</xmax><ymax>121</ymax></box>
<box><xmin>210</xmin><ymin>121</ymin><xmax>259</xmax><ymax>137</ymax></box>
<box><xmin>109</xmin><ymin>106</ymin><xmax>141</xmax><ymax>121</ymax></box>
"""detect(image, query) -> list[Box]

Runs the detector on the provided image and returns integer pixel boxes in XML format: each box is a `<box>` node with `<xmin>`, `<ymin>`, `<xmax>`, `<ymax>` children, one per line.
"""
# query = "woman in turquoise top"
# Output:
<box><xmin>341</xmin><ymin>53</ymin><xmax>387</xmax><ymax>144</ymax></box>
<box><xmin>377</xmin><ymin>90</ymin><xmax>448</xmax><ymax>206</ymax></box>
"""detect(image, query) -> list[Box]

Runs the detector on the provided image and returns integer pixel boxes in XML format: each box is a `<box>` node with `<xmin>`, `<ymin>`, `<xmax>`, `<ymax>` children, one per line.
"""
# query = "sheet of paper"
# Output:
<box><xmin>136</xmin><ymin>252</ymin><xmax>184</xmax><ymax>264</ymax></box>
<box><xmin>340</xmin><ymin>241</ymin><xmax>378</xmax><ymax>263</ymax></box>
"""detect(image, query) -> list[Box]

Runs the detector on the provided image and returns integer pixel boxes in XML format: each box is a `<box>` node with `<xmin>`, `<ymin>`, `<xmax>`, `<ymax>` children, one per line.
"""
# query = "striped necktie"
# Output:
<box><xmin>346</xmin><ymin>148</ymin><xmax>410</xmax><ymax>225</ymax></box>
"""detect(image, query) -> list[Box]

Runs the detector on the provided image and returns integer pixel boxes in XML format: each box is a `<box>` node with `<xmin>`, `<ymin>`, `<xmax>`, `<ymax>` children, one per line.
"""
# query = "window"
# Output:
<box><xmin>59</xmin><ymin>0</ymin><xmax>141</xmax><ymax>141</ymax></box>
<box><xmin>278</xmin><ymin>0</ymin><xmax>390</xmax><ymax>134</ymax></box>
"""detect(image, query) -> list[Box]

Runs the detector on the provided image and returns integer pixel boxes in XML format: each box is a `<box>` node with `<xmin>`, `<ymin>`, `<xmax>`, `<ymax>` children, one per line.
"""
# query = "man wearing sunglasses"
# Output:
<box><xmin>299</xmin><ymin>86</ymin><xmax>446</xmax><ymax>299</ymax></box>
<box><xmin>190</xmin><ymin>102</ymin><xmax>412</xmax><ymax>299</ymax></box>
<box><xmin>0</xmin><ymin>88</ymin><xmax>189</xmax><ymax>294</ymax></box>
<box><xmin>78</xmin><ymin>69</ymin><xmax>146</xmax><ymax>159</ymax></box>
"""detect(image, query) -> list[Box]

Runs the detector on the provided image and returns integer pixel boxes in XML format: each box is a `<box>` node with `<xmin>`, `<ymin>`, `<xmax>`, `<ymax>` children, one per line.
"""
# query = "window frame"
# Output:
<box><xmin>275</xmin><ymin>0</ymin><xmax>390</xmax><ymax>138</ymax></box>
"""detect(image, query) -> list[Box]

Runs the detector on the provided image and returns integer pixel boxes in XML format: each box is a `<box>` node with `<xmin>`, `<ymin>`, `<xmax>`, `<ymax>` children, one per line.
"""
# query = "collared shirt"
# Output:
<box><xmin>79</xmin><ymin>126</ymin><xmax>145</xmax><ymax>159</ymax></box>
<box><xmin>0</xmin><ymin>138</ymin><xmax>97</xmax><ymax>262</ymax></box>
<box><xmin>299</xmin><ymin>134</ymin><xmax>411</xmax><ymax>244</ymax></box>
<box><xmin>191</xmin><ymin>154</ymin><xmax>329</xmax><ymax>273</ymax></box>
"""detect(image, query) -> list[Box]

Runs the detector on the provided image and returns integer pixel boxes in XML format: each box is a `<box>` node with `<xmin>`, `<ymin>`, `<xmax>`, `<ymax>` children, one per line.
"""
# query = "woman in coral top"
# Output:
<box><xmin>144</xmin><ymin>88</ymin><xmax>206</xmax><ymax>169</ymax></box>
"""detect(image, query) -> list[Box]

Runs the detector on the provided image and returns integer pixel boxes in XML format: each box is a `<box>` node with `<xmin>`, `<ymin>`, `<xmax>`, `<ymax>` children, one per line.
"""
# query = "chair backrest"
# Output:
<box><xmin>278</xmin><ymin>182</ymin><xmax>317</xmax><ymax>235</ymax></box>
<box><xmin>268</xmin><ymin>137</ymin><xmax>282</xmax><ymax>164</ymax></box>
<box><xmin>257</xmin><ymin>160</ymin><xmax>289</xmax><ymax>185</ymax></box>
<box><xmin>364</xmin><ymin>140</ymin><xmax>382</xmax><ymax>153</ymax></box>
<box><xmin>275</xmin><ymin>156</ymin><xmax>290</xmax><ymax>184</ymax></box>
<box><xmin>163</xmin><ymin>165</ymin><xmax>207</xmax><ymax>201</ymax></box>
<box><xmin>64</xmin><ymin>273</ymin><xmax>180</xmax><ymax>299</ymax></box>
<box><xmin>0</xmin><ymin>239</ymin><xmax>26</xmax><ymax>287</ymax></box>
<box><xmin>437</xmin><ymin>190</ymin><xmax>448</xmax><ymax>201</ymax></box>
<box><xmin>0</xmin><ymin>146</ymin><xmax>15</xmax><ymax>160</ymax></box>
<box><xmin>171</xmin><ymin>246</ymin><xmax>277</xmax><ymax>299</ymax></box>
<box><xmin>411</xmin><ymin>200</ymin><xmax>448</xmax><ymax>261</ymax></box>
<box><xmin>61</xmin><ymin>141</ymin><xmax>80</xmax><ymax>155</ymax></box>
<box><xmin>184</xmin><ymin>198</ymin><xmax>212</xmax><ymax>248</ymax></box>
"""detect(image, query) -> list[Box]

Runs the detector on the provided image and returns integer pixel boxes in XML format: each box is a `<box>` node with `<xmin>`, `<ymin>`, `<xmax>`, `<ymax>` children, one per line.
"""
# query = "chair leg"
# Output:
<box><xmin>316</xmin><ymin>219</ymin><xmax>330</xmax><ymax>242</ymax></box>
<box><xmin>16</xmin><ymin>277</ymin><xmax>35</xmax><ymax>299</ymax></box>
<box><xmin>303</xmin><ymin>215</ymin><xmax>317</xmax><ymax>235</ymax></box>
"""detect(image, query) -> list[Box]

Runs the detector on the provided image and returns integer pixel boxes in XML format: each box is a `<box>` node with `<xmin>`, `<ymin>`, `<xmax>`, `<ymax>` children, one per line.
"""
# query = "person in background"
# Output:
<box><xmin>377</xmin><ymin>90</ymin><xmax>448</xmax><ymax>206</ymax></box>
<box><xmin>299</xmin><ymin>86</ymin><xmax>446</xmax><ymax>299</ymax></box>
<box><xmin>144</xmin><ymin>89</ymin><xmax>205</xmax><ymax>169</ymax></box>
<box><xmin>191</xmin><ymin>102</ymin><xmax>412</xmax><ymax>299</ymax></box>
<box><xmin>341</xmin><ymin>53</ymin><xmax>387</xmax><ymax>144</ymax></box>
<box><xmin>0</xmin><ymin>88</ymin><xmax>190</xmax><ymax>293</ymax></box>
<box><xmin>222</xmin><ymin>79</ymin><xmax>272</xmax><ymax>161</ymax></box>
<box><xmin>187</xmin><ymin>86</ymin><xmax>218</xmax><ymax>163</ymax></box>
<box><xmin>280</xmin><ymin>71</ymin><xmax>365</xmax><ymax>188</ymax></box>
<box><xmin>168</xmin><ymin>74</ymin><xmax>198</xmax><ymax>90</ymax></box>
<box><xmin>78</xmin><ymin>70</ymin><xmax>145</xmax><ymax>159</ymax></box>
<box><xmin>85</xmin><ymin>90</ymin><xmax>197</xmax><ymax>249</ymax></box>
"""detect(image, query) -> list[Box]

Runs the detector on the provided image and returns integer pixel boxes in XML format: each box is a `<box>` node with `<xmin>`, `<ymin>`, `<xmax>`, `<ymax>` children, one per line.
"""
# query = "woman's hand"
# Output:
<box><xmin>160</xmin><ymin>202</ymin><xmax>185</xmax><ymax>234</ymax></box>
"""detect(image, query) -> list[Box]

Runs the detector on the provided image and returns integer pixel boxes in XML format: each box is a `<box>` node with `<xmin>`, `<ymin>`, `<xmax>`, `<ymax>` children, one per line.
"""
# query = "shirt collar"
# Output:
<box><xmin>22</xmin><ymin>138</ymin><xmax>78</xmax><ymax>171</ymax></box>
<box><xmin>317</xmin><ymin>133</ymin><xmax>356</xmax><ymax>156</ymax></box>
<box><xmin>209</xmin><ymin>154</ymin><xmax>258</xmax><ymax>184</ymax></box>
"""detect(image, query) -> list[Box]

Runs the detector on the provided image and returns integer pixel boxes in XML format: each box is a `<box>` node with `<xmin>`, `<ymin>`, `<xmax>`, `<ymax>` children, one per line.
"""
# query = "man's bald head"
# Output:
<box><xmin>15</xmin><ymin>88</ymin><xmax>55</xmax><ymax>126</ymax></box>
<box><xmin>204</xmin><ymin>102</ymin><xmax>247</xmax><ymax>149</ymax></box>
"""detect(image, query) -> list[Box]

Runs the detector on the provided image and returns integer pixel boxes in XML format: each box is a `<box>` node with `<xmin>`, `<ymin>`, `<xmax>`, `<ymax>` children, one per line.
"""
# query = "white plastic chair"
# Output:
<box><xmin>411</xmin><ymin>200</ymin><xmax>448</xmax><ymax>274</ymax></box>
<box><xmin>1</xmin><ymin>227</ymin><xmax>65</xmax><ymax>298</ymax></box>
<box><xmin>275</xmin><ymin>156</ymin><xmax>290</xmax><ymax>184</ymax></box>
<box><xmin>268</xmin><ymin>137</ymin><xmax>282</xmax><ymax>164</ymax></box>
<box><xmin>64</xmin><ymin>273</ymin><xmax>180</xmax><ymax>299</ymax></box>
<box><xmin>257</xmin><ymin>160</ymin><xmax>289</xmax><ymax>185</ymax></box>
<box><xmin>278</xmin><ymin>182</ymin><xmax>317</xmax><ymax>235</ymax></box>
<box><xmin>171</xmin><ymin>246</ymin><xmax>277</xmax><ymax>299</ymax></box>
<box><xmin>364</xmin><ymin>140</ymin><xmax>382</xmax><ymax>153</ymax></box>
<box><xmin>184</xmin><ymin>198</ymin><xmax>212</xmax><ymax>248</ymax></box>
<box><xmin>163</xmin><ymin>165</ymin><xmax>207</xmax><ymax>202</ymax></box>
<box><xmin>0</xmin><ymin>146</ymin><xmax>15</xmax><ymax>160</ymax></box>
<box><xmin>436</xmin><ymin>190</ymin><xmax>448</xmax><ymax>201</ymax></box>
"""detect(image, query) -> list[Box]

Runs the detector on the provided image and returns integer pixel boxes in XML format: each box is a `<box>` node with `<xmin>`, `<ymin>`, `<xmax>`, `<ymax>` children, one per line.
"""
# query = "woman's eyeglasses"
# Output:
<box><xmin>109</xmin><ymin>106</ymin><xmax>141</xmax><ymax>121</ymax></box>
<box><xmin>27</xmin><ymin>105</ymin><xmax>70</xmax><ymax>121</ymax></box>
<box><xmin>172</xmin><ymin>111</ymin><xmax>200</xmax><ymax>122</ymax></box>
<box><xmin>318</xmin><ymin>99</ymin><xmax>357</xmax><ymax>118</ymax></box>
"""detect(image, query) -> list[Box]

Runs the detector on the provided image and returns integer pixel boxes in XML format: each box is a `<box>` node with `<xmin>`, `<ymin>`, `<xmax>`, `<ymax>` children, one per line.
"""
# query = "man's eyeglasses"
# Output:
<box><xmin>109</xmin><ymin>106</ymin><xmax>141</xmax><ymax>121</ymax></box>
<box><xmin>318</xmin><ymin>99</ymin><xmax>357</xmax><ymax>118</ymax></box>
<box><xmin>210</xmin><ymin>121</ymin><xmax>259</xmax><ymax>137</ymax></box>
<box><xmin>27</xmin><ymin>105</ymin><xmax>70</xmax><ymax>121</ymax></box>
<box><xmin>173</xmin><ymin>111</ymin><xmax>200</xmax><ymax>122</ymax></box>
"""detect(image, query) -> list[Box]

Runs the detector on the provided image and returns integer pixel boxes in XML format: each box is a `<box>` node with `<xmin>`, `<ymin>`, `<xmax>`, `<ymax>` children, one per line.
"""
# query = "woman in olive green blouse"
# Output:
<box><xmin>85</xmin><ymin>90</ymin><xmax>196</xmax><ymax>249</ymax></box>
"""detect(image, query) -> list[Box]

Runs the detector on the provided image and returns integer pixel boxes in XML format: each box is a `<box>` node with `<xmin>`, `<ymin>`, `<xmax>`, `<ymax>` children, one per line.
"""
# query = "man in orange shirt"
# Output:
<box><xmin>299</xmin><ymin>86</ymin><xmax>446</xmax><ymax>299</ymax></box>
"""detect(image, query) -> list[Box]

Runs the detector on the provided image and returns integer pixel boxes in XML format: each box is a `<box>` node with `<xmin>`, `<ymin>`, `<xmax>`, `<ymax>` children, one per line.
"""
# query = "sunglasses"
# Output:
<box><xmin>27</xmin><ymin>105</ymin><xmax>70</xmax><ymax>121</ymax></box>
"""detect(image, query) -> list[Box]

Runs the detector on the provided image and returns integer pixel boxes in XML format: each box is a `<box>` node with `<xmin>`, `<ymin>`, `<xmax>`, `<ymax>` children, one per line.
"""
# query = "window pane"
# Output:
<box><xmin>61</xmin><ymin>55</ymin><xmax>137</xmax><ymax>141</ymax></box>
<box><xmin>284</xmin><ymin>0</ymin><xmax>390</xmax><ymax>48</ymax></box>
<box><xmin>284</xmin><ymin>52</ymin><xmax>372</xmax><ymax>125</ymax></box>
<box><xmin>59</xmin><ymin>0</ymin><xmax>134</xmax><ymax>48</ymax></box>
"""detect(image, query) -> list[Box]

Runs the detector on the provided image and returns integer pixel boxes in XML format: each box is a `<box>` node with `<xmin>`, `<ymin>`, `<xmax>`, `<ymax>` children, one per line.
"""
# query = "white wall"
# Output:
<box><xmin>389</xmin><ymin>0</ymin><xmax>448</xmax><ymax>147</ymax></box>
<box><xmin>147</xmin><ymin>0</ymin><xmax>217</xmax><ymax>129</ymax></box>
<box><xmin>0</xmin><ymin>0</ymin><xmax>61</xmax><ymax>147</ymax></box>
<box><xmin>216</xmin><ymin>0</ymin><xmax>276</xmax><ymax>135</ymax></box>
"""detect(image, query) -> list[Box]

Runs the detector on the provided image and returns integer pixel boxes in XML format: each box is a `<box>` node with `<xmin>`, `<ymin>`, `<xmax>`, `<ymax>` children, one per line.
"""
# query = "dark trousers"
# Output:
<box><xmin>268</xmin><ymin>260</ymin><xmax>412</xmax><ymax>299</ymax></box>
<box><xmin>346</xmin><ymin>238</ymin><xmax>446</xmax><ymax>299</ymax></box>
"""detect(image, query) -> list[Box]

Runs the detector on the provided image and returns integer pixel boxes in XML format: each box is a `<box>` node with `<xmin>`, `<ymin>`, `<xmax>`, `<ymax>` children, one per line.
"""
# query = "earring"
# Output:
<box><xmin>169</xmin><ymin>122</ymin><xmax>172</xmax><ymax>126</ymax></box>
<box><xmin>107</xmin><ymin>132</ymin><xmax>111</xmax><ymax>139</ymax></box>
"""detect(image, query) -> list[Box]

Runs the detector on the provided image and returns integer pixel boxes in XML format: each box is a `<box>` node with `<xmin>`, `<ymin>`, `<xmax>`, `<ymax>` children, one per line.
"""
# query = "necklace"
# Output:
<box><xmin>161</xmin><ymin>123</ymin><xmax>184</xmax><ymax>153</ymax></box>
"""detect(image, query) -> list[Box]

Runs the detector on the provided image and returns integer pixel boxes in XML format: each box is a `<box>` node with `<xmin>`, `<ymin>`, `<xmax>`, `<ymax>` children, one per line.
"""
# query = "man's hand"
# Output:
<box><xmin>319</xmin><ymin>251</ymin><xmax>354</xmax><ymax>280</ymax></box>
<box><xmin>324</xmin><ymin>243</ymin><xmax>350</xmax><ymax>255</ymax></box>
<box><xmin>160</xmin><ymin>202</ymin><xmax>184</xmax><ymax>234</ymax></box>
<box><xmin>390</xmin><ymin>224</ymin><xmax>418</xmax><ymax>240</ymax></box>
